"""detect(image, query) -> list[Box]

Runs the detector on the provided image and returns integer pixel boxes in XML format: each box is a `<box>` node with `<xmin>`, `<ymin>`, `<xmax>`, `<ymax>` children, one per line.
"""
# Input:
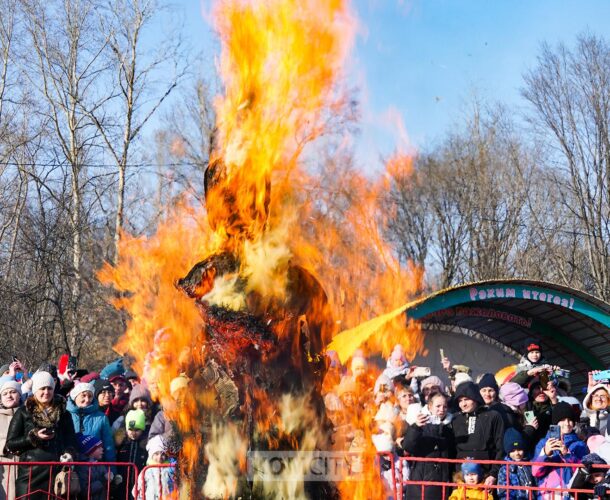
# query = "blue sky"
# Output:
<box><xmin>179</xmin><ymin>0</ymin><xmax>610</xmax><ymax>169</ymax></box>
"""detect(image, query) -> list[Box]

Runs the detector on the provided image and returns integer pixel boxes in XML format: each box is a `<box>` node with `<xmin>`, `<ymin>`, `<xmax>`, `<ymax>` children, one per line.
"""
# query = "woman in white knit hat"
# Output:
<box><xmin>0</xmin><ymin>378</ymin><xmax>22</xmax><ymax>500</ymax></box>
<box><xmin>4</xmin><ymin>371</ymin><xmax>77</xmax><ymax>499</ymax></box>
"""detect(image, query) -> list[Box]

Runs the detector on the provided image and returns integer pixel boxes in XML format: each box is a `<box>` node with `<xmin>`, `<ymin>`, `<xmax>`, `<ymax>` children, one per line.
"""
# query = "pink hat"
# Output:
<box><xmin>588</xmin><ymin>434</ymin><xmax>605</xmax><ymax>454</ymax></box>
<box><xmin>499</xmin><ymin>382</ymin><xmax>528</xmax><ymax>408</ymax></box>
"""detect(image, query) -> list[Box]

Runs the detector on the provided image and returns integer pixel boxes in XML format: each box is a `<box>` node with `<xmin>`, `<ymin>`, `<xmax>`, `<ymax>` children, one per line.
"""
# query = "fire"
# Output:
<box><xmin>99</xmin><ymin>0</ymin><xmax>426</xmax><ymax>498</ymax></box>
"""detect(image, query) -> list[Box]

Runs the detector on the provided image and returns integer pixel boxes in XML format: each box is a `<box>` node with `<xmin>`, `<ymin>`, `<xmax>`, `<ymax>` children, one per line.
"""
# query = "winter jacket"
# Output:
<box><xmin>402</xmin><ymin>410</ymin><xmax>455</xmax><ymax>500</ymax></box>
<box><xmin>448</xmin><ymin>483</ymin><xmax>490</xmax><ymax>500</ymax></box>
<box><xmin>513</xmin><ymin>357</ymin><xmax>547</xmax><ymax>388</ymax></box>
<box><xmin>496</xmin><ymin>455</ymin><xmax>535</xmax><ymax>500</ymax></box>
<box><xmin>148</xmin><ymin>411</ymin><xmax>174</xmax><ymax>443</ymax></box>
<box><xmin>113</xmin><ymin>428</ymin><xmax>148</xmax><ymax>499</ymax></box>
<box><xmin>452</xmin><ymin>407</ymin><xmax>505</xmax><ymax>478</ymax></box>
<box><xmin>0</xmin><ymin>406</ymin><xmax>18</xmax><ymax>500</ymax></box>
<box><xmin>76</xmin><ymin>460</ymin><xmax>109</xmax><ymax>500</ymax></box>
<box><xmin>133</xmin><ymin>462</ymin><xmax>176</xmax><ymax>500</ymax></box>
<box><xmin>567</xmin><ymin>466</ymin><xmax>607</xmax><ymax>500</ymax></box>
<box><xmin>67</xmin><ymin>398</ymin><xmax>116</xmax><ymax>463</ymax></box>
<box><xmin>581</xmin><ymin>384</ymin><xmax>610</xmax><ymax>435</ymax></box>
<box><xmin>492</xmin><ymin>403</ymin><xmax>537</xmax><ymax>455</ymax></box>
<box><xmin>532</xmin><ymin>430</ymin><xmax>589</xmax><ymax>500</ymax></box>
<box><xmin>4</xmin><ymin>395</ymin><xmax>77</xmax><ymax>500</ymax></box>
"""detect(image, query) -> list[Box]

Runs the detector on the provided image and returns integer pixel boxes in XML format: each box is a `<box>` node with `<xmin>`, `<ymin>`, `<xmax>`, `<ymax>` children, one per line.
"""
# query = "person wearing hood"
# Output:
<box><xmin>382</xmin><ymin>344</ymin><xmax>411</xmax><ymax>383</ymax></box>
<box><xmin>67</xmin><ymin>382</ymin><xmax>116</xmax><ymax>464</ymax></box>
<box><xmin>0</xmin><ymin>379</ymin><xmax>22</xmax><ymax>500</ymax></box>
<box><xmin>532</xmin><ymin>402</ymin><xmax>589</xmax><ymax>499</ymax></box>
<box><xmin>582</xmin><ymin>384</ymin><xmax>610</xmax><ymax>435</ymax></box>
<box><xmin>451</xmin><ymin>382</ymin><xmax>505</xmax><ymax>485</ymax></box>
<box><xmin>402</xmin><ymin>391</ymin><xmax>455</xmax><ymax>499</ymax></box>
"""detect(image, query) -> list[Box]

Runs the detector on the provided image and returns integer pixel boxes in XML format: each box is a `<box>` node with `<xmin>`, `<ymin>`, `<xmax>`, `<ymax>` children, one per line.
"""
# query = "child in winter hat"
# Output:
<box><xmin>449</xmin><ymin>461</ymin><xmax>488</xmax><ymax>500</ymax></box>
<box><xmin>497</xmin><ymin>428</ymin><xmax>534</xmax><ymax>499</ymax></box>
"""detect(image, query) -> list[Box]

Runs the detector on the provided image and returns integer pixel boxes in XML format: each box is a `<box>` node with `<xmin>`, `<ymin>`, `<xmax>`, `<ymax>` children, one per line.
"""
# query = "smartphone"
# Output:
<box><xmin>412</xmin><ymin>366</ymin><xmax>432</xmax><ymax>378</ymax></box>
<box><xmin>12</xmin><ymin>356</ymin><xmax>18</xmax><ymax>362</ymax></box>
<box><xmin>548</xmin><ymin>424</ymin><xmax>561</xmax><ymax>441</ymax></box>
<box><xmin>524</xmin><ymin>410</ymin><xmax>535</xmax><ymax>424</ymax></box>
<box><xmin>439</xmin><ymin>348</ymin><xmax>445</xmax><ymax>359</ymax></box>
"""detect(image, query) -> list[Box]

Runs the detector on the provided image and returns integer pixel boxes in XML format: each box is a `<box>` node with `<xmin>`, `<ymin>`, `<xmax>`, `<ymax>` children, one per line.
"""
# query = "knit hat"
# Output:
<box><xmin>100</xmin><ymin>358</ymin><xmax>125</xmax><ymax>380</ymax></box>
<box><xmin>552</xmin><ymin>401</ymin><xmax>576</xmax><ymax>424</ymax></box>
<box><xmin>499</xmin><ymin>382</ymin><xmax>529</xmax><ymax>408</ymax></box>
<box><xmin>588</xmin><ymin>435</ymin><xmax>606</xmax><ymax>454</ymax></box>
<box><xmin>582</xmin><ymin>453</ymin><xmax>607</xmax><ymax>468</ymax></box>
<box><xmin>128</xmin><ymin>384</ymin><xmax>152</xmax><ymax>406</ymax></box>
<box><xmin>526</xmin><ymin>342</ymin><xmax>541</xmax><ymax>353</ymax></box>
<box><xmin>478</xmin><ymin>373</ymin><xmax>499</xmax><ymax>392</ymax></box>
<box><xmin>0</xmin><ymin>364</ymin><xmax>10</xmax><ymax>375</ymax></box>
<box><xmin>420</xmin><ymin>375</ymin><xmax>445</xmax><ymax>392</ymax></box>
<box><xmin>69</xmin><ymin>382</ymin><xmax>95</xmax><ymax>402</ymax></box>
<box><xmin>78</xmin><ymin>433</ymin><xmax>103</xmax><ymax>456</ymax></box>
<box><xmin>0</xmin><ymin>380</ymin><xmax>21</xmax><ymax>396</ymax></box>
<box><xmin>125</xmin><ymin>409</ymin><xmax>147</xmax><ymax>431</ymax></box>
<box><xmin>169</xmin><ymin>374</ymin><xmax>190</xmax><ymax>397</ymax></box>
<box><xmin>31</xmin><ymin>371</ymin><xmax>56</xmax><ymax>393</ymax></box>
<box><xmin>461</xmin><ymin>461</ymin><xmax>482</xmax><ymax>477</ymax></box>
<box><xmin>124</xmin><ymin>369</ymin><xmax>139</xmax><ymax>381</ymax></box>
<box><xmin>109</xmin><ymin>374</ymin><xmax>127</xmax><ymax>384</ymax></box>
<box><xmin>374</xmin><ymin>374</ymin><xmax>392</xmax><ymax>395</ymax></box>
<box><xmin>350</xmin><ymin>356</ymin><xmax>367</xmax><ymax>373</ymax></box>
<box><xmin>93</xmin><ymin>379</ymin><xmax>115</xmax><ymax>399</ymax></box>
<box><xmin>503</xmin><ymin>427</ymin><xmax>526</xmax><ymax>454</ymax></box>
<box><xmin>454</xmin><ymin>382</ymin><xmax>484</xmax><ymax>406</ymax></box>
<box><xmin>146</xmin><ymin>435</ymin><xmax>166</xmax><ymax>457</ymax></box>
<box><xmin>454</xmin><ymin>372</ymin><xmax>473</xmax><ymax>388</ymax></box>
<box><xmin>390</xmin><ymin>345</ymin><xmax>406</xmax><ymax>363</ymax></box>
<box><xmin>80</xmin><ymin>372</ymin><xmax>100</xmax><ymax>384</ymax></box>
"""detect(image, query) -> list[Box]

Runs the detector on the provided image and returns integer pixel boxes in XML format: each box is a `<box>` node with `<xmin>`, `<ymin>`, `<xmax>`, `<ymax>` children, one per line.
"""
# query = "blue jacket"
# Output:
<box><xmin>67</xmin><ymin>399</ymin><xmax>116</xmax><ymax>463</ymax></box>
<box><xmin>497</xmin><ymin>455</ymin><xmax>535</xmax><ymax>500</ymax></box>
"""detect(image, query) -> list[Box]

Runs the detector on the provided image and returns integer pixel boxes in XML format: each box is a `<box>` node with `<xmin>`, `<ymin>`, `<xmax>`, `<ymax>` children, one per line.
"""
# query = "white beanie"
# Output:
<box><xmin>70</xmin><ymin>382</ymin><xmax>94</xmax><ymax>401</ymax></box>
<box><xmin>146</xmin><ymin>435</ymin><xmax>166</xmax><ymax>457</ymax></box>
<box><xmin>31</xmin><ymin>371</ymin><xmax>56</xmax><ymax>393</ymax></box>
<box><xmin>0</xmin><ymin>380</ymin><xmax>22</xmax><ymax>396</ymax></box>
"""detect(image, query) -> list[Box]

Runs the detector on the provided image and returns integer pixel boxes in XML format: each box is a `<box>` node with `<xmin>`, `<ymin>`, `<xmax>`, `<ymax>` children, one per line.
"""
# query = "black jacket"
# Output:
<box><xmin>452</xmin><ymin>405</ymin><xmax>505</xmax><ymax>478</ymax></box>
<box><xmin>402</xmin><ymin>419</ymin><xmax>455</xmax><ymax>500</ymax></box>
<box><xmin>4</xmin><ymin>395</ymin><xmax>77</xmax><ymax>499</ymax></box>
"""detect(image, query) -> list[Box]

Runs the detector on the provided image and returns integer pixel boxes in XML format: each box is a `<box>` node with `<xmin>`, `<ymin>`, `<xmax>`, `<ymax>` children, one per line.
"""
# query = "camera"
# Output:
<box><xmin>553</xmin><ymin>368</ymin><xmax>570</xmax><ymax>378</ymax></box>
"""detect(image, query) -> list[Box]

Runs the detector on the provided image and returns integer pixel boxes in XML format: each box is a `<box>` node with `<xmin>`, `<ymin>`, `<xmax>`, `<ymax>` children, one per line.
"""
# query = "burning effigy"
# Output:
<box><xmin>99</xmin><ymin>0</ymin><xmax>425</xmax><ymax>498</ymax></box>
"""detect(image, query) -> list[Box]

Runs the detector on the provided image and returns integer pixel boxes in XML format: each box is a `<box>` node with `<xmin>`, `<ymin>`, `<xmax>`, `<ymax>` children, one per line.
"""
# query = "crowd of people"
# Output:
<box><xmin>0</xmin><ymin>356</ymin><xmax>184</xmax><ymax>499</ymax></box>
<box><xmin>1</xmin><ymin>342</ymin><xmax>610</xmax><ymax>499</ymax></box>
<box><xmin>323</xmin><ymin>342</ymin><xmax>610</xmax><ymax>499</ymax></box>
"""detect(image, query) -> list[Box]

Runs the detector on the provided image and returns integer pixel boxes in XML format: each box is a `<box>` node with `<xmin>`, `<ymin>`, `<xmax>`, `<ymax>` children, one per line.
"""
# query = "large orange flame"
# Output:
<box><xmin>99</xmin><ymin>0</ymin><xmax>426</xmax><ymax>498</ymax></box>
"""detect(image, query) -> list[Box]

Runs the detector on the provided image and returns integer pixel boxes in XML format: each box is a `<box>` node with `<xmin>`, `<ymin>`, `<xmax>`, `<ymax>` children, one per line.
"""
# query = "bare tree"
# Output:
<box><xmin>522</xmin><ymin>33</ymin><xmax>610</xmax><ymax>300</ymax></box>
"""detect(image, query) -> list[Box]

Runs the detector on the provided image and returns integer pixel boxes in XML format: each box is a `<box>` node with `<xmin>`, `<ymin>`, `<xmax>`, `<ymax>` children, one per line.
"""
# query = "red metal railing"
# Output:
<box><xmin>1</xmin><ymin>456</ymin><xmax>607</xmax><ymax>499</ymax></box>
<box><xmin>0</xmin><ymin>461</ymin><xmax>138</xmax><ymax>499</ymax></box>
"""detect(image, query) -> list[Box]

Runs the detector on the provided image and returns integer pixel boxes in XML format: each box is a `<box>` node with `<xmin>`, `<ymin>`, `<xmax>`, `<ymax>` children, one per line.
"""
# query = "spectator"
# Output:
<box><xmin>478</xmin><ymin>374</ymin><xmax>500</xmax><ymax>407</ymax></box>
<box><xmin>115</xmin><ymin>409</ymin><xmax>149</xmax><ymax>500</ymax></box>
<box><xmin>382</xmin><ymin>344</ymin><xmax>410</xmax><ymax>384</ymax></box>
<box><xmin>532</xmin><ymin>401</ymin><xmax>589</xmax><ymax>498</ymax></box>
<box><xmin>149</xmin><ymin>375</ymin><xmax>189</xmax><ymax>445</ymax></box>
<box><xmin>419</xmin><ymin>376</ymin><xmax>446</xmax><ymax>404</ymax></box>
<box><xmin>76</xmin><ymin>434</ymin><xmax>118</xmax><ymax>500</ymax></box>
<box><xmin>582</xmin><ymin>384</ymin><xmax>610</xmax><ymax>434</ymax></box>
<box><xmin>395</xmin><ymin>381</ymin><xmax>417</xmax><ymax>425</ymax></box>
<box><xmin>448</xmin><ymin>462</ymin><xmax>489</xmax><ymax>500</ymax></box>
<box><xmin>94</xmin><ymin>379</ymin><xmax>122</xmax><ymax>424</ymax></box>
<box><xmin>0</xmin><ymin>379</ymin><xmax>22</xmax><ymax>500</ymax></box>
<box><xmin>496</xmin><ymin>428</ymin><xmax>534</xmax><ymax>500</ymax></box>
<box><xmin>109</xmin><ymin>375</ymin><xmax>131</xmax><ymax>414</ymax></box>
<box><xmin>452</xmin><ymin>382</ymin><xmax>505</xmax><ymax>485</ymax></box>
<box><xmin>112</xmin><ymin>385</ymin><xmax>156</xmax><ymax>435</ymax></box>
<box><xmin>402</xmin><ymin>392</ymin><xmax>455</xmax><ymax>500</ymax></box>
<box><xmin>513</xmin><ymin>343</ymin><xmax>556</xmax><ymax>388</ymax></box>
<box><xmin>67</xmin><ymin>382</ymin><xmax>116</xmax><ymax>464</ymax></box>
<box><xmin>498</xmin><ymin>382</ymin><xmax>538</xmax><ymax>450</ymax></box>
<box><xmin>525</xmin><ymin>381</ymin><xmax>553</xmax><ymax>445</ymax></box>
<box><xmin>133</xmin><ymin>435</ymin><xmax>176</xmax><ymax>500</ymax></box>
<box><xmin>4</xmin><ymin>371</ymin><xmax>77</xmax><ymax>499</ymax></box>
<box><xmin>568</xmin><ymin>453</ymin><xmax>609</xmax><ymax>499</ymax></box>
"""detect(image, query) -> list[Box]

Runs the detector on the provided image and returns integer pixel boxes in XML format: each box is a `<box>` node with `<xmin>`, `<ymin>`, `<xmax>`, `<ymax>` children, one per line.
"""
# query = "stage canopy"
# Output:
<box><xmin>405</xmin><ymin>280</ymin><xmax>610</xmax><ymax>392</ymax></box>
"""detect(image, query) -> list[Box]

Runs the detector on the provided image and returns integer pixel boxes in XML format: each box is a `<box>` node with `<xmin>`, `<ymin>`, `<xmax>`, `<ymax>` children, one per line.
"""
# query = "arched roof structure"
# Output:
<box><xmin>405</xmin><ymin>280</ymin><xmax>610</xmax><ymax>392</ymax></box>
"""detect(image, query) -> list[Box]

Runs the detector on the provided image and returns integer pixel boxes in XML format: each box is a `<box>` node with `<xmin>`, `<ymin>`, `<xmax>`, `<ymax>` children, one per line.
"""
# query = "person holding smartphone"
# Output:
<box><xmin>4</xmin><ymin>371</ymin><xmax>77</xmax><ymax>499</ymax></box>
<box><xmin>532</xmin><ymin>402</ymin><xmax>588</xmax><ymax>498</ymax></box>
